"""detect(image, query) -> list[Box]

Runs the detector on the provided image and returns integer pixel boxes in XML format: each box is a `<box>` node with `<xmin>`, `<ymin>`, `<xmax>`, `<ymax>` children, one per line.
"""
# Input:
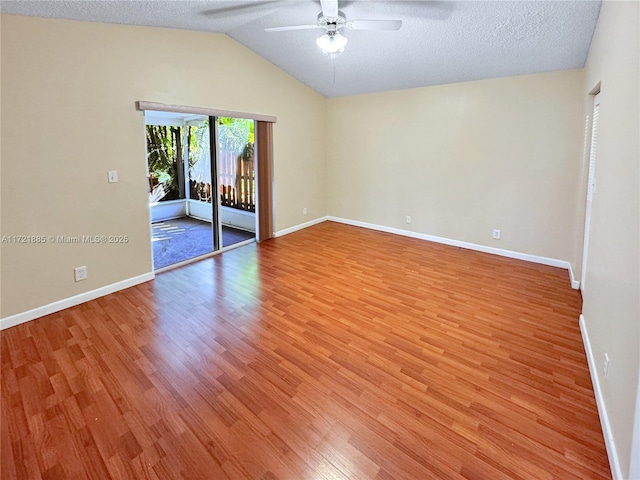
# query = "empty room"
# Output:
<box><xmin>0</xmin><ymin>1</ymin><xmax>638</xmax><ymax>479</ymax></box>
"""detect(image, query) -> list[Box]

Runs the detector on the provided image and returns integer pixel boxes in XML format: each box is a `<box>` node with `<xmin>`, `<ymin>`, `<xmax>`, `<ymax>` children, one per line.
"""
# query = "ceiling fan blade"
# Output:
<box><xmin>265</xmin><ymin>24</ymin><xmax>321</xmax><ymax>32</ymax></box>
<box><xmin>202</xmin><ymin>1</ymin><xmax>289</xmax><ymax>32</ymax></box>
<box><xmin>202</xmin><ymin>1</ymin><xmax>284</xmax><ymax>18</ymax></box>
<box><xmin>320</xmin><ymin>0</ymin><xmax>339</xmax><ymax>19</ymax></box>
<box><xmin>347</xmin><ymin>19</ymin><xmax>402</xmax><ymax>31</ymax></box>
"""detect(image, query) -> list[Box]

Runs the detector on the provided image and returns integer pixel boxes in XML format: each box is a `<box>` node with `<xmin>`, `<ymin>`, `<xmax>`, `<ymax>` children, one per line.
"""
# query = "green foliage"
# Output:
<box><xmin>188</xmin><ymin>119</ymin><xmax>209</xmax><ymax>169</ymax></box>
<box><xmin>146</xmin><ymin>125</ymin><xmax>182</xmax><ymax>201</ymax></box>
<box><xmin>146</xmin><ymin>117</ymin><xmax>254</xmax><ymax>205</ymax></box>
<box><xmin>218</xmin><ymin>117</ymin><xmax>255</xmax><ymax>160</ymax></box>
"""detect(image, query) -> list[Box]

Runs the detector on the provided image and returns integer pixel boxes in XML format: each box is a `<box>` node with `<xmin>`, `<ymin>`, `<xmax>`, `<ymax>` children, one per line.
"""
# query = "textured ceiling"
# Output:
<box><xmin>0</xmin><ymin>0</ymin><xmax>601</xmax><ymax>97</ymax></box>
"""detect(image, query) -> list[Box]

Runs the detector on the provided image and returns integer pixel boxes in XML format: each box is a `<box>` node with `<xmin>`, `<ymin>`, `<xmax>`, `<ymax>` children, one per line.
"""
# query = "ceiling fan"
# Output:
<box><xmin>265</xmin><ymin>0</ymin><xmax>402</xmax><ymax>54</ymax></box>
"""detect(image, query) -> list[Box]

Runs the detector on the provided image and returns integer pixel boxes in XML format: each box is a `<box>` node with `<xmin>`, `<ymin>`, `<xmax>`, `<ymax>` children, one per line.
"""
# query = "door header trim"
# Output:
<box><xmin>136</xmin><ymin>101</ymin><xmax>277</xmax><ymax>124</ymax></box>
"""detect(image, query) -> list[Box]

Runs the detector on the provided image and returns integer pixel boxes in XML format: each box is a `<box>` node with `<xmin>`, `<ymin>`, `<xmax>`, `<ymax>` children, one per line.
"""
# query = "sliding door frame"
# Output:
<box><xmin>138</xmin><ymin>101</ymin><xmax>276</xmax><ymax>247</ymax></box>
<box><xmin>209</xmin><ymin>116</ymin><xmax>222</xmax><ymax>251</ymax></box>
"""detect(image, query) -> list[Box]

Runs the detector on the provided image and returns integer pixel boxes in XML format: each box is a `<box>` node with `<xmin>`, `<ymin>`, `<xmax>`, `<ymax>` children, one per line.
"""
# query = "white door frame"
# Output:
<box><xmin>630</xmin><ymin>372</ymin><xmax>640</xmax><ymax>479</ymax></box>
<box><xmin>580</xmin><ymin>92</ymin><xmax>600</xmax><ymax>292</ymax></box>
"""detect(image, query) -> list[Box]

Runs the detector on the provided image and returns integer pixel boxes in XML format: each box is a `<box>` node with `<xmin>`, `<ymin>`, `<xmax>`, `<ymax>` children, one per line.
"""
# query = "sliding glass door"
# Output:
<box><xmin>145</xmin><ymin>112</ymin><xmax>257</xmax><ymax>270</ymax></box>
<box><xmin>217</xmin><ymin>117</ymin><xmax>257</xmax><ymax>247</ymax></box>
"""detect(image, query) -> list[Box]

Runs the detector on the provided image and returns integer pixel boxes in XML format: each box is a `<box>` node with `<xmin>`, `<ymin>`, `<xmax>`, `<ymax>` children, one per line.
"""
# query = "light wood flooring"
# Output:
<box><xmin>1</xmin><ymin>221</ymin><xmax>610</xmax><ymax>479</ymax></box>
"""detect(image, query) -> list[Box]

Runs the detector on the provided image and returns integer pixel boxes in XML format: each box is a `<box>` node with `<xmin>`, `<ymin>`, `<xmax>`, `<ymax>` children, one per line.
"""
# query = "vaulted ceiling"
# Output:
<box><xmin>0</xmin><ymin>0</ymin><xmax>601</xmax><ymax>97</ymax></box>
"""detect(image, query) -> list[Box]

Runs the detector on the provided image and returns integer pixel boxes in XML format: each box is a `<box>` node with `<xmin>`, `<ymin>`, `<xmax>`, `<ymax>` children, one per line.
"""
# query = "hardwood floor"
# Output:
<box><xmin>1</xmin><ymin>221</ymin><xmax>610</xmax><ymax>479</ymax></box>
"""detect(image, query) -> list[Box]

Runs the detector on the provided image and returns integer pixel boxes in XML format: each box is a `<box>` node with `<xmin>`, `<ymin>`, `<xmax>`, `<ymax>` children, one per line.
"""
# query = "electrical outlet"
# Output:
<box><xmin>108</xmin><ymin>170</ymin><xmax>118</xmax><ymax>183</ymax></box>
<box><xmin>74</xmin><ymin>266</ymin><xmax>87</xmax><ymax>282</ymax></box>
<box><xmin>492</xmin><ymin>229</ymin><xmax>501</xmax><ymax>240</ymax></box>
<box><xmin>303</xmin><ymin>207</ymin><xmax>308</xmax><ymax>215</ymax></box>
<box><xmin>603</xmin><ymin>353</ymin><xmax>610</xmax><ymax>377</ymax></box>
<box><xmin>406</xmin><ymin>215</ymin><xmax>412</xmax><ymax>224</ymax></box>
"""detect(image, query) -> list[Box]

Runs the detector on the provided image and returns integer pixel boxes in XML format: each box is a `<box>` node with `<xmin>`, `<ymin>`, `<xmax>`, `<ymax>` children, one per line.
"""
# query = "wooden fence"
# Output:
<box><xmin>218</xmin><ymin>148</ymin><xmax>256</xmax><ymax>212</ymax></box>
<box><xmin>187</xmin><ymin>146</ymin><xmax>256</xmax><ymax>212</ymax></box>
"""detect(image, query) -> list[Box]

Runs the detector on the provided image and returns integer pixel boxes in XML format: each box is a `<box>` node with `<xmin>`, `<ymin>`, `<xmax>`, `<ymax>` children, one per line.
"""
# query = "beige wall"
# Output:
<box><xmin>580</xmin><ymin>1</ymin><xmax>640</xmax><ymax>477</ymax></box>
<box><xmin>326</xmin><ymin>70</ymin><xmax>585</xmax><ymax>264</ymax></box>
<box><xmin>2</xmin><ymin>6</ymin><xmax>639</xmax><ymax>476</ymax></box>
<box><xmin>0</xmin><ymin>15</ymin><xmax>326</xmax><ymax>317</ymax></box>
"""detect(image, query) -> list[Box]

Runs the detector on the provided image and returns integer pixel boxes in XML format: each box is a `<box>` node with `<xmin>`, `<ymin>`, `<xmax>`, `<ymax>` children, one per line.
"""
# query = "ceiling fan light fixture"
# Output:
<box><xmin>316</xmin><ymin>31</ymin><xmax>348</xmax><ymax>54</ymax></box>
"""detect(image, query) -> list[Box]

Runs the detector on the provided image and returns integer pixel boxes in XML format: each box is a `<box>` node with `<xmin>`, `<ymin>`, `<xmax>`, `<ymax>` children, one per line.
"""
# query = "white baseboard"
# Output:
<box><xmin>579</xmin><ymin>314</ymin><xmax>623</xmax><ymax>480</ymax></box>
<box><xmin>327</xmin><ymin>216</ymin><xmax>576</xmax><ymax>277</ymax></box>
<box><xmin>274</xmin><ymin>216</ymin><xmax>328</xmax><ymax>238</ymax></box>
<box><xmin>0</xmin><ymin>272</ymin><xmax>155</xmax><ymax>331</ymax></box>
<box><xmin>568</xmin><ymin>264</ymin><xmax>580</xmax><ymax>290</ymax></box>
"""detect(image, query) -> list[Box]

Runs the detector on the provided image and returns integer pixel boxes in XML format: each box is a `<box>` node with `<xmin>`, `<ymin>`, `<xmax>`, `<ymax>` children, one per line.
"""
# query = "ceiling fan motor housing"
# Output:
<box><xmin>317</xmin><ymin>11</ymin><xmax>347</xmax><ymax>30</ymax></box>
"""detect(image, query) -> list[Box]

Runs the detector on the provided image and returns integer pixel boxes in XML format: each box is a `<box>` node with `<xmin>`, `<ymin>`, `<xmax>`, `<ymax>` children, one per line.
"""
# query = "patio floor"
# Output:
<box><xmin>152</xmin><ymin>216</ymin><xmax>254</xmax><ymax>269</ymax></box>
